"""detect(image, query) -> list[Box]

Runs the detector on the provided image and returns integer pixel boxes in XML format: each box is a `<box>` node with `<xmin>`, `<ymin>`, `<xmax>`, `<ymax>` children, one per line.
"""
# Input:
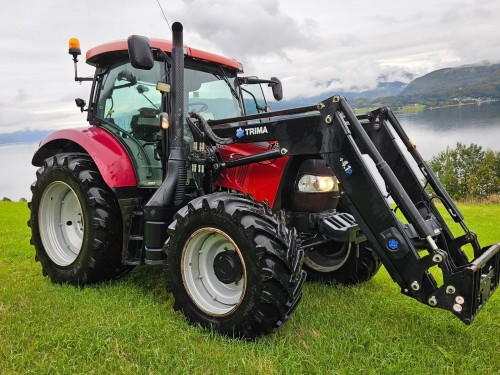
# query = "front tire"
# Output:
<box><xmin>29</xmin><ymin>153</ymin><xmax>127</xmax><ymax>285</ymax></box>
<box><xmin>166</xmin><ymin>193</ymin><xmax>306</xmax><ymax>339</ymax></box>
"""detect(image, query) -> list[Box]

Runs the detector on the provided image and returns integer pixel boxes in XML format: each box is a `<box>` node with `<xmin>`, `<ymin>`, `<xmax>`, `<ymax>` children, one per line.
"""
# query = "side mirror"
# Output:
<box><xmin>269</xmin><ymin>77</ymin><xmax>283</xmax><ymax>101</ymax></box>
<box><xmin>127</xmin><ymin>35</ymin><xmax>154</xmax><ymax>70</ymax></box>
<box><xmin>75</xmin><ymin>98</ymin><xmax>86</xmax><ymax>112</ymax></box>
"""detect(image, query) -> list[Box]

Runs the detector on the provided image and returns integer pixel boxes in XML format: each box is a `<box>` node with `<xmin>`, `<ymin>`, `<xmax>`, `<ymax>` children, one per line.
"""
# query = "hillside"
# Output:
<box><xmin>401</xmin><ymin>63</ymin><xmax>500</xmax><ymax>97</ymax></box>
<box><xmin>275</xmin><ymin>62</ymin><xmax>500</xmax><ymax>110</ymax></box>
<box><xmin>271</xmin><ymin>80</ymin><xmax>408</xmax><ymax>110</ymax></box>
<box><xmin>398</xmin><ymin>63</ymin><xmax>500</xmax><ymax>106</ymax></box>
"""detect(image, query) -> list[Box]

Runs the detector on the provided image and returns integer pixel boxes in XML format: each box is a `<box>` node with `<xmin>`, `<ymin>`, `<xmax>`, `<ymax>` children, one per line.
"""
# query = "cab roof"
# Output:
<box><xmin>86</xmin><ymin>38</ymin><xmax>240</xmax><ymax>70</ymax></box>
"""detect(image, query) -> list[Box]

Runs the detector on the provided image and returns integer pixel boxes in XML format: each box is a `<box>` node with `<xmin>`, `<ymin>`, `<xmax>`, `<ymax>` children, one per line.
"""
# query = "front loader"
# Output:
<box><xmin>29</xmin><ymin>22</ymin><xmax>499</xmax><ymax>338</ymax></box>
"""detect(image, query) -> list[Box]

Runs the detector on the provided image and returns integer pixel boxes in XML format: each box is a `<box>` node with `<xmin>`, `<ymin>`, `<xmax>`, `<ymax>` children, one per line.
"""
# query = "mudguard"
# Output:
<box><xmin>32</xmin><ymin>127</ymin><xmax>137</xmax><ymax>188</ymax></box>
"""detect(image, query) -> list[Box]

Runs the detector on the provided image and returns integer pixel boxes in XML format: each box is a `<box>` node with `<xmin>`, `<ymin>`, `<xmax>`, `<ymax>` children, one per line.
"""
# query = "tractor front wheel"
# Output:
<box><xmin>165</xmin><ymin>193</ymin><xmax>305</xmax><ymax>339</ymax></box>
<box><xmin>29</xmin><ymin>153</ymin><xmax>128</xmax><ymax>285</ymax></box>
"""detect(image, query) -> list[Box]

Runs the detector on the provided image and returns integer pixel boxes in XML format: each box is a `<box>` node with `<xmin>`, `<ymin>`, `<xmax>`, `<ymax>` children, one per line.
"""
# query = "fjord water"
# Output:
<box><xmin>0</xmin><ymin>143</ymin><xmax>39</xmax><ymax>201</ymax></box>
<box><xmin>0</xmin><ymin>101</ymin><xmax>499</xmax><ymax>201</ymax></box>
<box><xmin>394</xmin><ymin>101</ymin><xmax>500</xmax><ymax>160</ymax></box>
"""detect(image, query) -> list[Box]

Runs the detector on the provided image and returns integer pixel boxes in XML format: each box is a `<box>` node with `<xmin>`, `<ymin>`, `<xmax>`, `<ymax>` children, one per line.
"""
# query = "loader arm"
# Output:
<box><xmin>202</xmin><ymin>95</ymin><xmax>499</xmax><ymax>324</ymax></box>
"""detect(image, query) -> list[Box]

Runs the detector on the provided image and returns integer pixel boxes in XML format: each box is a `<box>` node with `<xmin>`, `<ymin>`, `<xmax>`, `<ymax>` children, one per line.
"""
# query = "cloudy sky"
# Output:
<box><xmin>0</xmin><ymin>0</ymin><xmax>499</xmax><ymax>134</ymax></box>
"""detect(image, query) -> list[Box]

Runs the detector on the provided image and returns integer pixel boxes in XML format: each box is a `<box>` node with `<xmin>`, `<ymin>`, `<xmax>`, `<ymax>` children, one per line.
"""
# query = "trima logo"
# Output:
<box><xmin>235</xmin><ymin>126</ymin><xmax>269</xmax><ymax>139</ymax></box>
<box><xmin>236</xmin><ymin>128</ymin><xmax>245</xmax><ymax>138</ymax></box>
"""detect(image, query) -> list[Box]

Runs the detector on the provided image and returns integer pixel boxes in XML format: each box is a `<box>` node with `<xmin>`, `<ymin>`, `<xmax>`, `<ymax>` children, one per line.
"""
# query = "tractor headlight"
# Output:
<box><xmin>297</xmin><ymin>175</ymin><xmax>338</xmax><ymax>193</ymax></box>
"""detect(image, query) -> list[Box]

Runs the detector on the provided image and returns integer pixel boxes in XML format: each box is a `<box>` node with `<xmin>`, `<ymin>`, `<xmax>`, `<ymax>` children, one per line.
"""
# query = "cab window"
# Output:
<box><xmin>240</xmin><ymin>80</ymin><xmax>267</xmax><ymax>115</ymax></box>
<box><xmin>98</xmin><ymin>61</ymin><xmax>161</xmax><ymax>141</ymax></box>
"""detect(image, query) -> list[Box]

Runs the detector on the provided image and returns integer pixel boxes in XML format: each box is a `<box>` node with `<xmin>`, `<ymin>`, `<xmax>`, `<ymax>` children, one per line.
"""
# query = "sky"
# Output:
<box><xmin>0</xmin><ymin>0</ymin><xmax>500</xmax><ymax>134</ymax></box>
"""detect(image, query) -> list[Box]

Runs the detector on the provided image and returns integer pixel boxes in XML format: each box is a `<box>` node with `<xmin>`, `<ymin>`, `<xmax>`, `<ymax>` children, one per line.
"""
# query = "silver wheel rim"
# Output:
<box><xmin>304</xmin><ymin>241</ymin><xmax>352</xmax><ymax>272</ymax></box>
<box><xmin>38</xmin><ymin>181</ymin><xmax>84</xmax><ymax>266</ymax></box>
<box><xmin>181</xmin><ymin>227</ymin><xmax>246</xmax><ymax>317</ymax></box>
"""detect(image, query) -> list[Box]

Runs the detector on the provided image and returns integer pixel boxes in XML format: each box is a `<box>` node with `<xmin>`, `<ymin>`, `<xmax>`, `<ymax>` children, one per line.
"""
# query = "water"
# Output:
<box><xmin>0</xmin><ymin>102</ymin><xmax>499</xmax><ymax>201</ymax></box>
<box><xmin>0</xmin><ymin>143</ymin><xmax>39</xmax><ymax>201</ymax></box>
<box><xmin>395</xmin><ymin>101</ymin><xmax>500</xmax><ymax>160</ymax></box>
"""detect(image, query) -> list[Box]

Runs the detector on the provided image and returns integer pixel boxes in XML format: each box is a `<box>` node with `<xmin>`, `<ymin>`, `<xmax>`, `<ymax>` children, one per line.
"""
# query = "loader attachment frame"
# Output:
<box><xmin>204</xmin><ymin>95</ymin><xmax>499</xmax><ymax>324</ymax></box>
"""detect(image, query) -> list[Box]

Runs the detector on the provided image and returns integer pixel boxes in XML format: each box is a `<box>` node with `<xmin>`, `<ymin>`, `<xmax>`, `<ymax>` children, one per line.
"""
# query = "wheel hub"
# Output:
<box><xmin>181</xmin><ymin>227</ymin><xmax>246</xmax><ymax>316</ymax></box>
<box><xmin>38</xmin><ymin>181</ymin><xmax>84</xmax><ymax>266</ymax></box>
<box><xmin>213</xmin><ymin>250</ymin><xmax>243</xmax><ymax>284</ymax></box>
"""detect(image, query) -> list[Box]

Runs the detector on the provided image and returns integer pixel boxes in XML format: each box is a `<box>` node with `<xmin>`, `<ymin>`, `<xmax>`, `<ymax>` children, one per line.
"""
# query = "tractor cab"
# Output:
<box><xmin>79</xmin><ymin>38</ymin><xmax>279</xmax><ymax>188</ymax></box>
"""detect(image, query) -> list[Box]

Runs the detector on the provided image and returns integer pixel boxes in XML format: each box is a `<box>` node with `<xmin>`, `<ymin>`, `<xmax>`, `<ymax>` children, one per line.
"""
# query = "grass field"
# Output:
<box><xmin>0</xmin><ymin>202</ymin><xmax>499</xmax><ymax>374</ymax></box>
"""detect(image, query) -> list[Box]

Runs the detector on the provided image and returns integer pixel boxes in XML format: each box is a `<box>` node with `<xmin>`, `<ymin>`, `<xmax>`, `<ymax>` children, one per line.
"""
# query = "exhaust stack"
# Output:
<box><xmin>143</xmin><ymin>22</ymin><xmax>186</xmax><ymax>264</ymax></box>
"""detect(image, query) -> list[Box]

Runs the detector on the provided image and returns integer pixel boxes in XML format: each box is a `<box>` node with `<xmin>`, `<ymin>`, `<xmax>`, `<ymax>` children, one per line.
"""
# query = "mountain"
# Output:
<box><xmin>400</xmin><ymin>63</ymin><xmax>500</xmax><ymax>98</ymax></box>
<box><xmin>0</xmin><ymin>130</ymin><xmax>51</xmax><ymax>145</ymax></box>
<box><xmin>394</xmin><ymin>63</ymin><xmax>500</xmax><ymax>107</ymax></box>
<box><xmin>272</xmin><ymin>80</ymin><xmax>409</xmax><ymax>110</ymax></box>
<box><xmin>354</xmin><ymin>81</ymin><xmax>407</xmax><ymax>99</ymax></box>
<box><xmin>272</xmin><ymin>63</ymin><xmax>500</xmax><ymax>111</ymax></box>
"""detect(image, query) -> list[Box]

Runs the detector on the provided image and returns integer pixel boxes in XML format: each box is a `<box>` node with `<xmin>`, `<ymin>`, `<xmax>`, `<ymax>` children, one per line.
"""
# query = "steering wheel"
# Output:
<box><xmin>188</xmin><ymin>102</ymin><xmax>209</xmax><ymax>113</ymax></box>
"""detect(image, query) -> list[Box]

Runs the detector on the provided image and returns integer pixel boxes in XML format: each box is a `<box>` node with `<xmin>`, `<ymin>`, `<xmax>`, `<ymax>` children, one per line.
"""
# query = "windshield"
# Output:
<box><xmin>185</xmin><ymin>66</ymin><xmax>243</xmax><ymax>120</ymax></box>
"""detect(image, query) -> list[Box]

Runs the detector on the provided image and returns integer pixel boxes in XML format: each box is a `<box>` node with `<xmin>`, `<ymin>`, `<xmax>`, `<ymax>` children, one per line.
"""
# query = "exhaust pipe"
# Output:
<box><xmin>143</xmin><ymin>22</ymin><xmax>186</xmax><ymax>263</ymax></box>
<box><xmin>170</xmin><ymin>22</ymin><xmax>187</xmax><ymax>206</ymax></box>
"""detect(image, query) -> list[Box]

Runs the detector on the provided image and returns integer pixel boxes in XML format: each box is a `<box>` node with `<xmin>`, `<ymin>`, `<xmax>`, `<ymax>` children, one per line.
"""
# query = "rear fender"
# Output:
<box><xmin>32</xmin><ymin>127</ymin><xmax>136</xmax><ymax>188</ymax></box>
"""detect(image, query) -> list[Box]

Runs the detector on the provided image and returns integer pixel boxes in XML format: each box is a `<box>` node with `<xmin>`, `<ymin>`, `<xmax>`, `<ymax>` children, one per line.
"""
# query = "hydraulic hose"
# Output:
<box><xmin>188</xmin><ymin>112</ymin><xmax>233</xmax><ymax>145</ymax></box>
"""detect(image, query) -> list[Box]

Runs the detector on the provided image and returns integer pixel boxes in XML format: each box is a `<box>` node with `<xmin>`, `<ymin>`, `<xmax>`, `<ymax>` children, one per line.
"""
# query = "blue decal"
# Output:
<box><xmin>236</xmin><ymin>128</ymin><xmax>245</xmax><ymax>138</ymax></box>
<box><xmin>388</xmin><ymin>239</ymin><xmax>399</xmax><ymax>250</ymax></box>
<box><xmin>340</xmin><ymin>157</ymin><xmax>353</xmax><ymax>175</ymax></box>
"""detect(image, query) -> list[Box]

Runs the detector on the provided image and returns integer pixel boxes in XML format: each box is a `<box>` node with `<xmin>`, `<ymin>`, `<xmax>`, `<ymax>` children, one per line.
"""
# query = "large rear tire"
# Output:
<box><xmin>303</xmin><ymin>240</ymin><xmax>380</xmax><ymax>285</ymax></box>
<box><xmin>165</xmin><ymin>193</ymin><xmax>306</xmax><ymax>339</ymax></box>
<box><xmin>29</xmin><ymin>153</ymin><xmax>129</xmax><ymax>285</ymax></box>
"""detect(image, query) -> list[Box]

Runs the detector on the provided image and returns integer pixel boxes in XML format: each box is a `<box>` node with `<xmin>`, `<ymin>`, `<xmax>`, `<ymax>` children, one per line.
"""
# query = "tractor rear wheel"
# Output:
<box><xmin>29</xmin><ymin>153</ymin><xmax>129</xmax><ymax>285</ymax></box>
<box><xmin>303</xmin><ymin>241</ymin><xmax>380</xmax><ymax>285</ymax></box>
<box><xmin>165</xmin><ymin>193</ymin><xmax>306</xmax><ymax>339</ymax></box>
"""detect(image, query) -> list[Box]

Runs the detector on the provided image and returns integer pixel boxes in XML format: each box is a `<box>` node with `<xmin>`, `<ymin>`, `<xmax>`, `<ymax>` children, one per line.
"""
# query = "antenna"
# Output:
<box><xmin>156</xmin><ymin>0</ymin><xmax>172</xmax><ymax>30</ymax></box>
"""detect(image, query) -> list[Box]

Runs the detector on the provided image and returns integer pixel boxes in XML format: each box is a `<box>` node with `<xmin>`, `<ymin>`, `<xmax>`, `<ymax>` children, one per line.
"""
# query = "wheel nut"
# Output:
<box><xmin>453</xmin><ymin>304</ymin><xmax>463</xmax><ymax>313</ymax></box>
<box><xmin>325</xmin><ymin>115</ymin><xmax>333</xmax><ymax>124</ymax></box>
<box><xmin>317</xmin><ymin>102</ymin><xmax>325</xmax><ymax>110</ymax></box>
<box><xmin>428</xmin><ymin>296</ymin><xmax>437</xmax><ymax>306</ymax></box>
<box><xmin>455</xmin><ymin>296</ymin><xmax>465</xmax><ymax>305</ymax></box>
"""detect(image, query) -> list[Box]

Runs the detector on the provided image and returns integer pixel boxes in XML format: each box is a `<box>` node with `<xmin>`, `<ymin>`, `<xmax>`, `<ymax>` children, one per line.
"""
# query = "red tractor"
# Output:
<box><xmin>29</xmin><ymin>23</ymin><xmax>499</xmax><ymax>338</ymax></box>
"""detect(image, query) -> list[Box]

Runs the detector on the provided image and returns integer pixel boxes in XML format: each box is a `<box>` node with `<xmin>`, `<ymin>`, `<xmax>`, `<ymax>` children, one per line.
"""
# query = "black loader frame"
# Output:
<box><xmin>190</xmin><ymin>96</ymin><xmax>500</xmax><ymax>325</ymax></box>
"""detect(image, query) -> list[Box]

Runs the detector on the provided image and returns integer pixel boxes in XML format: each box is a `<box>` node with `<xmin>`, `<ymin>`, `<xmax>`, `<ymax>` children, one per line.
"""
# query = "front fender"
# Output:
<box><xmin>32</xmin><ymin>127</ymin><xmax>137</xmax><ymax>188</ymax></box>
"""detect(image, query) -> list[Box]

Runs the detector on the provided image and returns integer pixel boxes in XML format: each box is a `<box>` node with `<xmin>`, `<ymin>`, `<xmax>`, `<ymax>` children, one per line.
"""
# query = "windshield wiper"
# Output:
<box><xmin>216</xmin><ymin>66</ymin><xmax>243</xmax><ymax>112</ymax></box>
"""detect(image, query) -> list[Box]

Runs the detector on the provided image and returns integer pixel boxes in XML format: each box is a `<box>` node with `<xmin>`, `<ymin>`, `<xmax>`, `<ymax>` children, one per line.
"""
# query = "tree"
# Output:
<box><xmin>429</xmin><ymin>143</ymin><xmax>500</xmax><ymax>200</ymax></box>
<box><xmin>1</xmin><ymin>197</ymin><xmax>12</xmax><ymax>202</ymax></box>
<box><xmin>469</xmin><ymin>150</ymin><xmax>500</xmax><ymax>198</ymax></box>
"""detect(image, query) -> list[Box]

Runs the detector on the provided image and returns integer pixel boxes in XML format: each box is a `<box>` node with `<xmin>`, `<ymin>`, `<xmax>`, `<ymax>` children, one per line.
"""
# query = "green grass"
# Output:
<box><xmin>1</xmin><ymin>202</ymin><xmax>499</xmax><ymax>374</ymax></box>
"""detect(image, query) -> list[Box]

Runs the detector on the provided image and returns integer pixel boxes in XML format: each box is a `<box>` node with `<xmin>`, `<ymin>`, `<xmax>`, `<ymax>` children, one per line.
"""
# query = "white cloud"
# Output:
<box><xmin>0</xmin><ymin>0</ymin><xmax>499</xmax><ymax>132</ymax></box>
